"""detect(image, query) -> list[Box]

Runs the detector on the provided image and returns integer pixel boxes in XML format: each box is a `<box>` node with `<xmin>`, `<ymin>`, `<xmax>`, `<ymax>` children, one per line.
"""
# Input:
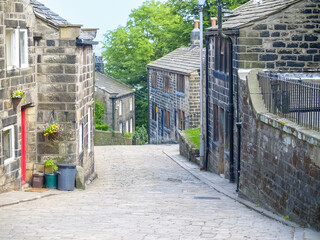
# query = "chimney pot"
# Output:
<box><xmin>194</xmin><ymin>20</ymin><xmax>200</xmax><ymax>29</ymax></box>
<box><xmin>211</xmin><ymin>17</ymin><xmax>218</xmax><ymax>27</ymax></box>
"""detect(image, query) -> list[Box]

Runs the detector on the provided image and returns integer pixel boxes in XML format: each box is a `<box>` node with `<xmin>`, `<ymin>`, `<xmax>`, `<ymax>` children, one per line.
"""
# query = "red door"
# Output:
<box><xmin>21</xmin><ymin>109</ymin><xmax>26</xmax><ymax>185</ymax></box>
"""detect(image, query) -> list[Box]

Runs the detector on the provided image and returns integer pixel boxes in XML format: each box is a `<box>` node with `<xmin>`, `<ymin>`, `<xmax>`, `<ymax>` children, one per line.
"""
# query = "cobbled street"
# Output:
<box><xmin>0</xmin><ymin>145</ymin><xmax>314</xmax><ymax>239</ymax></box>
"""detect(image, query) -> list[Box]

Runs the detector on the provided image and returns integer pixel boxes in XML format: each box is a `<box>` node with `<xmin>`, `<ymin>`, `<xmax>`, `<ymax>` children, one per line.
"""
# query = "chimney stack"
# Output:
<box><xmin>190</xmin><ymin>20</ymin><xmax>200</xmax><ymax>46</ymax></box>
<box><xmin>211</xmin><ymin>17</ymin><xmax>218</xmax><ymax>27</ymax></box>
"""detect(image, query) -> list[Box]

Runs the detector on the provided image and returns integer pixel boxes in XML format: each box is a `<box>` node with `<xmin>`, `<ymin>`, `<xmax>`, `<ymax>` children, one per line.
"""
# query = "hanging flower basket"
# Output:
<box><xmin>12</xmin><ymin>90</ymin><xmax>26</xmax><ymax>99</ymax></box>
<box><xmin>43</xmin><ymin>122</ymin><xmax>64</xmax><ymax>139</ymax></box>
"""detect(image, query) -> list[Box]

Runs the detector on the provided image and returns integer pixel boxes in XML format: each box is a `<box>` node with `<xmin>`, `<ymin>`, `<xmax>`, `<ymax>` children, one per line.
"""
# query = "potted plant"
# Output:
<box><xmin>44</xmin><ymin>159</ymin><xmax>58</xmax><ymax>189</ymax></box>
<box><xmin>43</xmin><ymin>122</ymin><xmax>63</xmax><ymax>139</ymax></box>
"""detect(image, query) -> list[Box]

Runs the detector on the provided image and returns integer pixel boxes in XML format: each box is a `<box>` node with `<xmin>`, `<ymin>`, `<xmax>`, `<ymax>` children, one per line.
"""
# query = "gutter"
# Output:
<box><xmin>218</xmin><ymin>0</ymin><xmax>235</xmax><ymax>183</ymax></box>
<box><xmin>76</xmin><ymin>39</ymin><xmax>99</xmax><ymax>46</ymax></box>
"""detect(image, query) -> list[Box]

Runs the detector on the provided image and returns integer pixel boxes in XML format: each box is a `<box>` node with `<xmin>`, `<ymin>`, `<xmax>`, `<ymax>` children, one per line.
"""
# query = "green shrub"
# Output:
<box><xmin>184</xmin><ymin>128</ymin><xmax>200</xmax><ymax>149</ymax></box>
<box><xmin>94</xmin><ymin>101</ymin><xmax>104</xmax><ymax>125</ymax></box>
<box><xmin>132</xmin><ymin>125</ymin><xmax>148</xmax><ymax>145</ymax></box>
<box><xmin>123</xmin><ymin>132</ymin><xmax>133</xmax><ymax>138</ymax></box>
<box><xmin>95</xmin><ymin>124</ymin><xmax>109</xmax><ymax>131</ymax></box>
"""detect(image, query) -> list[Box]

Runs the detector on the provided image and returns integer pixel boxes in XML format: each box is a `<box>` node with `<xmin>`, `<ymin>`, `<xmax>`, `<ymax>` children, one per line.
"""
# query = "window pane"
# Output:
<box><xmin>3</xmin><ymin>129</ymin><xmax>11</xmax><ymax>160</ymax></box>
<box><xmin>6</xmin><ymin>30</ymin><xmax>12</xmax><ymax>66</ymax></box>
<box><xmin>20</xmin><ymin>31</ymin><xmax>26</xmax><ymax>65</ymax></box>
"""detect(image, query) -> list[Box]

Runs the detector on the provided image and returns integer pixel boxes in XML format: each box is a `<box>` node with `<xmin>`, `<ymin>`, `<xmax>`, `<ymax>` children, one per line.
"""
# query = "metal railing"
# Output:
<box><xmin>258</xmin><ymin>72</ymin><xmax>320</xmax><ymax>132</ymax></box>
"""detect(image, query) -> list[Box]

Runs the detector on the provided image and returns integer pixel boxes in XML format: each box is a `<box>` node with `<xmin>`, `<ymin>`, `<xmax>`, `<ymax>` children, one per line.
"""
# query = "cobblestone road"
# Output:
<box><xmin>0</xmin><ymin>145</ymin><xmax>309</xmax><ymax>239</ymax></box>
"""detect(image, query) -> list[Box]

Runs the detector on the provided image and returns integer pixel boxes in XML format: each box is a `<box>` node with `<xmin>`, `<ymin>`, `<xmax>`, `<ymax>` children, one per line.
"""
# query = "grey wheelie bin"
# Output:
<box><xmin>57</xmin><ymin>164</ymin><xmax>77</xmax><ymax>191</ymax></box>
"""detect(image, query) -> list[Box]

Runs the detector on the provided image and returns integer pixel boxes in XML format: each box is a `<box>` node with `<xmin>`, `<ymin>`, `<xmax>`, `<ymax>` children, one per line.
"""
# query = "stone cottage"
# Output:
<box><xmin>0</xmin><ymin>0</ymin><xmax>97</xmax><ymax>193</ymax></box>
<box><xmin>147</xmin><ymin>21</ymin><xmax>204</xmax><ymax>144</ymax></box>
<box><xmin>95</xmin><ymin>68</ymin><xmax>135</xmax><ymax>134</ymax></box>
<box><xmin>205</xmin><ymin>0</ymin><xmax>320</xmax><ymax>228</ymax></box>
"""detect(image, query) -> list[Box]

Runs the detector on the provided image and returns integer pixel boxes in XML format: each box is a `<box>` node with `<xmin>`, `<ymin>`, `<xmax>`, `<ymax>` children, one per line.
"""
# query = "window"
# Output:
<box><xmin>214</xmin><ymin>36</ymin><xmax>230</xmax><ymax>74</ymax></box>
<box><xmin>178</xmin><ymin>110</ymin><xmax>185</xmax><ymax>130</ymax></box>
<box><xmin>126</xmin><ymin>121</ymin><xmax>129</xmax><ymax>133</ymax></box>
<box><xmin>88</xmin><ymin>108</ymin><xmax>91</xmax><ymax>153</ymax></box>
<box><xmin>130</xmin><ymin>118</ymin><xmax>133</xmax><ymax>133</ymax></box>
<box><xmin>151</xmin><ymin>73</ymin><xmax>157</xmax><ymax>88</ymax></box>
<box><xmin>152</xmin><ymin>102</ymin><xmax>157</xmax><ymax>121</ymax></box>
<box><xmin>163</xmin><ymin>76</ymin><xmax>170</xmax><ymax>93</ymax></box>
<box><xmin>164</xmin><ymin>110</ymin><xmax>170</xmax><ymax>129</ymax></box>
<box><xmin>2</xmin><ymin>125</ymin><xmax>15</xmax><ymax>164</ymax></box>
<box><xmin>6</xmin><ymin>29</ymin><xmax>28</xmax><ymax>69</ymax></box>
<box><xmin>129</xmin><ymin>97</ymin><xmax>133</xmax><ymax>111</ymax></box>
<box><xmin>119</xmin><ymin>122</ymin><xmax>123</xmax><ymax>134</ymax></box>
<box><xmin>119</xmin><ymin>100</ymin><xmax>122</xmax><ymax>116</ymax></box>
<box><xmin>177</xmin><ymin>75</ymin><xmax>185</xmax><ymax>93</ymax></box>
<box><xmin>79</xmin><ymin>123</ymin><xmax>83</xmax><ymax>153</ymax></box>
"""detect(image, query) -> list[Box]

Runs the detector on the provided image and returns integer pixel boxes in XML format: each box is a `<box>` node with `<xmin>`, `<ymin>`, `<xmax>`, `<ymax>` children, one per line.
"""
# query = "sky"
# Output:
<box><xmin>39</xmin><ymin>0</ymin><xmax>150</xmax><ymax>55</ymax></box>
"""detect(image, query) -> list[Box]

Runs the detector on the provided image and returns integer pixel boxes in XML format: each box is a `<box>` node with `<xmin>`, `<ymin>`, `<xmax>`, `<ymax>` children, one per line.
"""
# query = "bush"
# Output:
<box><xmin>132</xmin><ymin>125</ymin><xmax>148</xmax><ymax>145</ymax></box>
<box><xmin>95</xmin><ymin>124</ymin><xmax>109</xmax><ymax>131</ymax></box>
<box><xmin>123</xmin><ymin>132</ymin><xmax>133</xmax><ymax>138</ymax></box>
<box><xmin>94</xmin><ymin>101</ymin><xmax>104</xmax><ymax>125</ymax></box>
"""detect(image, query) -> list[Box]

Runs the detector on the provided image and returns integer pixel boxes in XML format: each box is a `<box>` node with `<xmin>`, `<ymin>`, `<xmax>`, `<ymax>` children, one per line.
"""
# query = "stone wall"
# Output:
<box><xmin>236</xmin><ymin>0</ymin><xmax>320</xmax><ymax>71</ymax></box>
<box><xmin>178</xmin><ymin>132</ymin><xmax>200</xmax><ymax>165</ymax></box>
<box><xmin>114</xmin><ymin>94</ymin><xmax>135</xmax><ymax>133</ymax></box>
<box><xmin>239</xmin><ymin>70</ymin><xmax>320</xmax><ymax>229</ymax></box>
<box><xmin>94</xmin><ymin>130</ymin><xmax>132</xmax><ymax>146</ymax></box>
<box><xmin>148</xmin><ymin>68</ymin><xmax>200</xmax><ymax>144</ymax></box>
<box><xmin>0</xmin><ymin>0</ymin><xmax>37</xmax><ymax>192</ymax></box>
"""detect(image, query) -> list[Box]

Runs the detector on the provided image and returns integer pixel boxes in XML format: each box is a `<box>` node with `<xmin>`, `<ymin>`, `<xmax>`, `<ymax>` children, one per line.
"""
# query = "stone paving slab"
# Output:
<box><xmin>163</xmin><ymin>144</ymin><xmax>320</xmax><ymax>240</ymax></box>
<box><xmin>0</xmin><ymin>145</ymin><xmax>319</xmax><ymax>240</ymax></box>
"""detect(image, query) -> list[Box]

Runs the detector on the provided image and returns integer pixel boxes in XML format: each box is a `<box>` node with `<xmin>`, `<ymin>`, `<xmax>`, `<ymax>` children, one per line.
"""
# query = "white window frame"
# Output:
<box><xmin>119</xmin><ymin>100</ymin><xmax>122</xmax><ymax>116</ymax></box>
<box><xmin>79</xmin><ymin>123</ymin><xmax>83</xmax><ymax>154</ymax></box>
<box><xmin>119</xmin><ymin>122</ymin><xmax>123</xmax><ymax>134</ymax></box>
<box><xmin>3</xmin><ymin>125</ymin><xmax>15</xmax><ymax>165</ymax></box>
<box><xmin>88</xmin><ymin>108</ymin><xmax>91</xmax><ymax>153</ymax></box>
<box><xmin>129</xmin><ymin>97</ymin><xmax>133</xmax><ymax>111</ymax></box>
<box><xmin>5</xmin><ymin>28</ymin><xmax>28</xmax><ymax>70</ymax></box>
<box><xmin>130</xmin><ymin>118</ymin><xmax>133</xmax><ymax>133</ymax></box>
<box><xmin>126</xmin><ymin>121</ymin><xmax>129</xmax><ymax>133</ymax></box>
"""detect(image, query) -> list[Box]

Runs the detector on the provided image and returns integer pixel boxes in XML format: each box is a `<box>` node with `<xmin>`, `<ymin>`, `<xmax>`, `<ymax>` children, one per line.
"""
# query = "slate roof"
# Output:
<box><xmin>31</xmin><ymin>0</ymin><xmax>70</xmax><ymax>26</ymax></box>
<box><xmin>95</xmin><ymin>72</ymin><xmax>134</xmax><ymax>98</ymax></box>
<box><xmin>30</xmin><ymin>0</ymin><xmax>96</xmax><ymax>41</ymax></box>
<box><xmin>147</xmin><ymin>46</ymin><xmax>204</xmax><ymax>75</ymax></box>
<box><xmin>208</xmin><ymin>0</ymin><xmax>302</xmax><ymax>30</ymax></box>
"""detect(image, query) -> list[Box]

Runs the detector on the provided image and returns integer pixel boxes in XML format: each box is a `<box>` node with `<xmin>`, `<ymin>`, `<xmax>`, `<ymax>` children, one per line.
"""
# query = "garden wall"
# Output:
<box><xmin>94</xmin><ymin>130</ymin><xmax>132</xmax><ymax>146</ymax></box>
<box><xmin>239</xmin><ymin>69</ymin><xmax>320</xmax><ymax>229</ymax></box>
<box><xmin>178</xmin><ymin>132</ymin><xmax>200</xmax><ymax>165</ymax></box>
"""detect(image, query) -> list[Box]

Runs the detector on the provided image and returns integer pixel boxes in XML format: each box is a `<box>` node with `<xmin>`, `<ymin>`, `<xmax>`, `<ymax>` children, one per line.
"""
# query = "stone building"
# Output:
<box><xmin>147</xmin><ymin>21</ymin><xmax>204</xmax><ymax>144</ymax></box>
<box><xmin>204</xmin><ymin>0</ymin><xmax>320</xmax><ymax>228</ymax></box>
<box><xmin>95</xmin><ymin>70</ymin><xmax>135</xmax><ymax>134</ymax></box>
<box><xmin>0</xmin><ymin>0</ymin><xmax>97</xmax><ymax>193</ymax></box>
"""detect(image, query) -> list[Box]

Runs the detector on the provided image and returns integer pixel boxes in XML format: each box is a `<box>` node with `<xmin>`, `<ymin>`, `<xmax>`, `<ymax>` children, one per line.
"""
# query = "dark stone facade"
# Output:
<box><xmin>205</xmin><ymin>0</ymin><xmax>320</xmax><ymax>229</ymax></box>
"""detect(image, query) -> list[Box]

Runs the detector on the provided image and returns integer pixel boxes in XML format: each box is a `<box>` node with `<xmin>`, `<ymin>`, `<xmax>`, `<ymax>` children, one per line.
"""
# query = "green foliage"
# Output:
<box><xmin>283</xmin><ymin>215</ymin><xmax>290</xmax><ymax>221</ymax></box>
<box><xmin>44</xmin><ymin>159</ymin><xmax>58</xmax><ymax>173</ymax></box>
<box><xmin>94</xmin><ymin>100</ymin><xmax>104</xmax><ymax>125</ymax></box>
<box><xmin>184</xmin><ymin>127</ymin><xmax>200</xmax><ymax>149</ymax></box>
<box><xmin>102</xmin><ymin>0</ymin><xmax>250</xmax><ymax>129</ymax></box>
<box><xmin>123</xmin><ymin>132</ymin><xmax>133</xmax><ymax>138</ymax></box>
<box><xmin>95</xmin><ymin>124</ymin><xmax>109</xmax><ymax>131</ymax></box>
<box><xmin>132</xmin><ymin>126</ymin><xmax>148</xmax><ymax>145</ymax></box>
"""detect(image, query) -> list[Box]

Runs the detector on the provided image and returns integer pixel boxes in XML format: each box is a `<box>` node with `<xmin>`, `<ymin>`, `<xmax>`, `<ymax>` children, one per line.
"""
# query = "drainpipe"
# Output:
<box><xmin>205</xmin><ymin>34</ymin><xmax>209</xmax><ymax>170</ymax></box>
<box><xmin>111</xmin><ymin>97</ymin><xmax>115</xmax><ymax>132</ymax></box>
<box><xmin>236</xmin><ymin>39</ymin><xmax>242</xmax><ymax>192</ymax></box>
<box><xmin>218</xmin><ymin>0</ymin><xmax>235</xmax><ymax>183</ymax></box>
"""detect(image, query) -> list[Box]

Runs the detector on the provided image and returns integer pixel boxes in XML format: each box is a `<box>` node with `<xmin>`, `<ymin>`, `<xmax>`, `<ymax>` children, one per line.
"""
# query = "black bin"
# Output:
<box><xmin>57</xmin><ymin>164</ymin><xmax>77</xmax><ymax>191</ymax></box>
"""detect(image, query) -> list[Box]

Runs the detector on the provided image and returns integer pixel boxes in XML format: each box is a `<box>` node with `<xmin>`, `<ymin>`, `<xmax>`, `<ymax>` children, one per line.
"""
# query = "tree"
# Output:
<box><xmin>102</xmin><ymin>0</ymin><xmax>250</xmax><ymax>128</ymax></box>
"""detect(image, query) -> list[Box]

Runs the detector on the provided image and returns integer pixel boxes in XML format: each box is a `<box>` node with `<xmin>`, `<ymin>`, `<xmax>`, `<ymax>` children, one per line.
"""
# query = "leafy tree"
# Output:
<box><xmin>102</xmin><ymin>0</ymin><xmax>250</xmax><ymax>128</ymax></box>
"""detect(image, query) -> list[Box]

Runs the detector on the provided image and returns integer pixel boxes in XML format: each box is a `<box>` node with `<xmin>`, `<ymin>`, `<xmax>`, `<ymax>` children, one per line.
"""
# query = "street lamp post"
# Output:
<box><xmin>198</xmin><ymin>0</ymin><xmax>205</xmax><ymax>169</ymax></box>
